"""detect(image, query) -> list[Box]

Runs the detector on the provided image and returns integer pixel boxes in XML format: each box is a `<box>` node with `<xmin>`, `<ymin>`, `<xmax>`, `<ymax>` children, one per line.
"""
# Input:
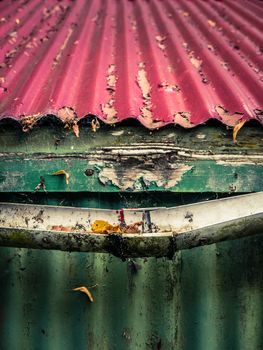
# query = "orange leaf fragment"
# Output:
<box><xmin>51</xmin><ymin>170</ymin><xmax>70</xmax><ymax>185</ymax></box>
<box><xmin>233</xmin><ymin>120</ymin><xmax>246</xmax><ymax>143</ymax></box>
<box><xmin>91</xmin><ymin>118</ymin><xmax>100</xmax><ymax>132</ymax></box>
<box><xmin>72</xmin><ymin>286</ymin><xmax>94</xmax><ymax>302</ymax></box>
<box><xmin>72</xmin><ymin>123</ymin><xmax>79</xmax><ymax>137</ymax></box>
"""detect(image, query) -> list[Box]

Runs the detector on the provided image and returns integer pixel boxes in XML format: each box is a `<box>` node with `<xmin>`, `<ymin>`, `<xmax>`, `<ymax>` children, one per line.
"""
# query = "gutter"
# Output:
<box><xmin>0</xmin><ymin>192</ymin><xmax>262</xmax><ymax>258</ymax></box>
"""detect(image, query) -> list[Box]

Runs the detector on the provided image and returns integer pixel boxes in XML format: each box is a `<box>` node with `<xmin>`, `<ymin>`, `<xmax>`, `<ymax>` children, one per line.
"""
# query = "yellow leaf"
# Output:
<box><xmin>91</xmin><ymin>220</ymin><xmax>120</xmax><ymax>234</ymax></box>
<box><xmin>233</xmin><ymin>120</ymin><xmax>246</xmax><ymax>143</ymax></box>
<box><xmin>72</xmin><ymin>286</ymin><xmax>94</xmax><ymax>302</ymax></box>
<box><xmin>51</xmin><ymin>170</ymin><xmax>69</xmax><ymax>185</ymax></box>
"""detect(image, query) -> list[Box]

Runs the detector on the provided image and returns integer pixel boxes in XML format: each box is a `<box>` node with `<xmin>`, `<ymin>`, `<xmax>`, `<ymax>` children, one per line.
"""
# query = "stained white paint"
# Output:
<box><xmin>0</xmin><ymin>192</ymin><xmax>262</xmax><ymax>235</ymax></box>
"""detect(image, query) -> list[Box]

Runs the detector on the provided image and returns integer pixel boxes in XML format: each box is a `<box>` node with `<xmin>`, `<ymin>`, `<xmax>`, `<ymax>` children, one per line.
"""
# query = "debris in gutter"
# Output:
<box><xmin>91</xmin><ymin>220</ymin><xmax>121</xmax><ymax>234</ymax></box>
<box><xmin>91</xmin><ymin>220</ymin><xmax>143</xmax><ymax>234</ymax></box>
<box><xmin>51</xmin><ymin>225</ymin><xmax>72</xmax><ymax>232</ymax></box>
<box><xmin>51</xmin><ymin>170</ymin><xmax>70</xmax><ymax>185</ymax></box>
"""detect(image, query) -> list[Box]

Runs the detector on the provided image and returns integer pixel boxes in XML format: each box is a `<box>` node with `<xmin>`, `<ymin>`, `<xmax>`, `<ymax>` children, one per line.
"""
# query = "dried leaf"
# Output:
<box><xmin>51</xmin><ymin>225</ymin><xmax>72</xmax><ymax>232</ymax></box>
<box><xmin>91</xmin><ymin>118</ymin><xmax>100</xmax><ymax>132</ymax></box>
<box><xmin>91</xmin><ymin>220</ymin><xmax>120</xmax><ymax>234</ymax></box>
<box><xmin>51</xmin><ymin>170</ymin><xmax>69</xmax><ymax>185</ymax></box>
<box><xmin>233</xmin><ymin>120</ymin><xmax>246</xmax><ymax>143</ymax></box>
<box><xmin>73</xmin><ymin>286</ymin><xmax>94</xmax><ymax>302</ymax></box>
<box><xmin>122</xmin><ymin>221</ymin><xmax>143</xmax><ymax>234</ymax></box>
<box><xmin>72</xmin><ymin>123</ymin><xmax>79</xmax><ymax>137</ymax></box>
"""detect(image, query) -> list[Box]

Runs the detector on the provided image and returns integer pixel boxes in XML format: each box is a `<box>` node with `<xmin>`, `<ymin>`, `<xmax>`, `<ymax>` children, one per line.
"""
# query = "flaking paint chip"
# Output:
<box><xmin>207</xmin><ymin>19</ymin><xmax>216</xmax><ymax>27</ymax></box>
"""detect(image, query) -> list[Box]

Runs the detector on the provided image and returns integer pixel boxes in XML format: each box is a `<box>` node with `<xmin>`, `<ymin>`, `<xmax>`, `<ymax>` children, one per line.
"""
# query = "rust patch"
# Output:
<box><xmin>98</xmin><ymin>164</ymin><xmax>193</xmax><ymax>190</ymax></box>
<box><xmin>189</xmin><ymin>52</ymin><xmax>202</xmax><ymax>70</ymax></box>
<box><xmin>158</xmin><ymin>82</ymin><xmax>180</xmax><ymax>92</ymax></box>
<box><xmin>174</xmin><ymin>112</ymin><xmax>195</xmax><ymax>128</ymax></box>
<box><xmin>155</xmin><ymin>35</ymin><xmax>167</xmax><ymax>51</ymax></box>
<box><xmin>101</xmin><ymin>64</ymin><xmax>118</xmax><ymax>123</ymax></box>
<box><xmin>215</xmin><ymin>105</ymin><xmax>244</xmax><ymax>126</ymax></box>
<box><xmin>53</xmin><ymin>26</ymin><xmax>74</xmax><ymax>67</ymax></box>
<box><xmin>91</xmin><ymin>220</ymin><xmax>143</xmax><ymax>234</ymax></box>
<box><xmin>207</xmin><ymin>19</ymin><xmax>216</xmax><ymax>28</ymax></box>
<box><xmin>101</xmin><ymin>100</ymin><xmax>117</xmax><ymax>122</ymax></box>
<box><xmin>137</xmin><ymin>62</ymin><xmax>162</xmax><ymax>128</ymax></box>
<box><xmin>137</xmin><ymin>62</ymin><xmax>151</xmax><ymax>99</ymax></box>
<box><xmin>106</xmin><ymin>63</ymin><xmax>117</xmax><ymax>91</ymax></box>
<box><xmin>21</xmin><ymin>113</ymin><xmax>41</xmax><ymax>132</ymax></box>
<box><xmin>57</xmin><ymin>106</ymin><xmax>76</xmax><ymax>123</ymax></box>
<box><xmin>57</xmin><ymin>106</ymin><xmax>79</xmax><ymax>137</ymax></box>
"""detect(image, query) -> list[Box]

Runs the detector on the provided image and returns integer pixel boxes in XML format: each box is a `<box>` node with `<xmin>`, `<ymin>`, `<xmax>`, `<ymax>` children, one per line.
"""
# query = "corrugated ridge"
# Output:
<box><xmin>0</xmin><ymin>0</ymin><xmax>262</xmax><ymax>130</ymax></box>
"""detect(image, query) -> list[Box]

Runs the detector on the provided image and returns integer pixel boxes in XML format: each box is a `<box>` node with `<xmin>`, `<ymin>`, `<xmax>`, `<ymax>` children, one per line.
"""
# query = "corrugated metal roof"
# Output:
<box><xmin>0</xmin><ymin>0</ymin><xmax>262</xmax><ymax>130</ymax></box>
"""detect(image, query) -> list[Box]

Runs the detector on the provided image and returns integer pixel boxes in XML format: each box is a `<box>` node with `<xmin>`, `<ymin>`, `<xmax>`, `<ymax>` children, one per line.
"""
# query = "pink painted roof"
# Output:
<box><xmin>0</xmin><ymin>0</ymin><xmax>262</xmax><ymax>130</ymax></box>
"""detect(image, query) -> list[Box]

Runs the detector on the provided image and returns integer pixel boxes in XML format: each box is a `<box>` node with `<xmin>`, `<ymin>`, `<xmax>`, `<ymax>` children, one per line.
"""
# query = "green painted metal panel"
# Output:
<box><xmin>0</xmin><ymin>235</ymin><xmax>263</xmax><ymax>350</ymax></box>
<box><xmin>0</xmin><ymin>157</ymin><xmax>263</xmax><ymax>193</ymax></box>
<box><xmin>0</xmin><ymin>123</ymin><xmax>262</xmax><ymax>193</ymax></box>
<box><xmin>0</xmin><ymin>123</ymin><xmax>263</xmax><ymax>349</ymax></box>
<box><xmin>0</xmin><ymin>192</ymin><xmax>263</xmax><ymax>349</ymax></box>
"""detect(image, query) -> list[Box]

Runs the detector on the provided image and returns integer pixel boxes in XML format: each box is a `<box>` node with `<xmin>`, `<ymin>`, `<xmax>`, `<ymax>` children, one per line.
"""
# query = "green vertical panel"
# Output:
<box><xmin>177</xmin><ymin>235</ymin><xmax>263</xmax><ymax>350</ymax></box>
<box><xmin>0</xmin><ymin>248</ymin><xmax>181</xmax><ymax>350</ymax></box>
<box><xmin>1</xmin><ymin>234</ymin><xmax>263</xmax><ymax>349</ymax></box>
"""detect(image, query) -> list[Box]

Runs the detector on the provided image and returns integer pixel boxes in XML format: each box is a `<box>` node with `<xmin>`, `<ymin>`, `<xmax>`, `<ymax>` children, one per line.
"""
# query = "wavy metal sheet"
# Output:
<box><xmin>1</xmin><ymin>236</ymin><xmax>263</xmax><ymax>350</ymax></box>
<box><xmin>0</xmin><ymin>0</ymin><xmax>262</xmax><ymax>129</ymax></box>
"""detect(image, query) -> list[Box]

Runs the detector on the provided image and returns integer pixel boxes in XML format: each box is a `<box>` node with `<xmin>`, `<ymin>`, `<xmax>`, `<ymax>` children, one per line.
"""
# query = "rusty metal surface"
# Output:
<box><xmin>0</xmin><ymin>0</ymin><xmax>262</xmax><ymax>129</ymax></box>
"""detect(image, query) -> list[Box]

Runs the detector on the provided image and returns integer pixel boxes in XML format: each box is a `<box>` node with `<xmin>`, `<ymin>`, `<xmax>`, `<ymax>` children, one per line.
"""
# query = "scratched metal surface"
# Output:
<box><xmin>0</xmin><ymin>0</ymin><xmax>262</xmax><ymax>129</ymax></box>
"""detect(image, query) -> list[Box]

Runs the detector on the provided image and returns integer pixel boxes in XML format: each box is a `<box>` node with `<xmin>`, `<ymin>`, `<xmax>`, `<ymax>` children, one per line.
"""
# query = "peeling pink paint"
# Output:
<box><xmin>0</xmin><ymin>0</ymin><xmax>262</xmax><ymax>128</ymax></box>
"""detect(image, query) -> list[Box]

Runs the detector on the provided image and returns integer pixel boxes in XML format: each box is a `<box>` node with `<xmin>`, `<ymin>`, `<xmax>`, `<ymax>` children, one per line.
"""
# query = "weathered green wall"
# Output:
<box><xmin>1</xmin><ymin>234</ymin><xmax>263</xmax><ymax>350</ymax></box>
<box><xmin>0</xmin><ymin>192</ymin><xmax>263</xmax><ymax>349</ymax></box>
<box><xmin>1</xmin><ymin>122</ymin><xmax>262</xmax><ymax>349</ymax></box>
<box><xmin>1</xmin><ymin>122</ymin><xmax>263</xmax><ymax>193</ymax></box>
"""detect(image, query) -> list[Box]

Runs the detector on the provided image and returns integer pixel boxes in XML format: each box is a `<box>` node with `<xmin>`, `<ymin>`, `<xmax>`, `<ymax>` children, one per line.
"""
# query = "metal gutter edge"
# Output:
<box><xmin>0</xmin><ymin>213</ymin><xmax>262</xmax><ymax>258</ymax></box>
